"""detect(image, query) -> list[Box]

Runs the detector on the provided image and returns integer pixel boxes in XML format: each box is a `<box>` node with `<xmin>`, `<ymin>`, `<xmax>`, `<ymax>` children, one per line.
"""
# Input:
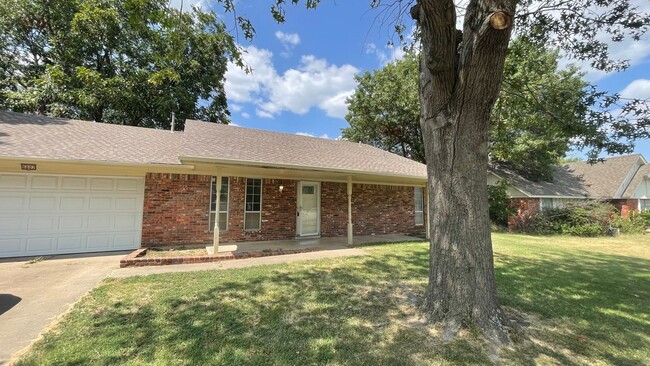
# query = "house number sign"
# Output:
<box><xmin>21</xmin><ymin>163</ymin><xmax>37</xmax><ymax>171</ymax></box>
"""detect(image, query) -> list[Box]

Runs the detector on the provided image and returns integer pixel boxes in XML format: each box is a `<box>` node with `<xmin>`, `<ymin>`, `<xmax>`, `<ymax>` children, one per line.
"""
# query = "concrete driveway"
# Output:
<box><xmin>0</xmin><ymin>252</ymin><xmax>126</xmax><ymax>365</ymax></box>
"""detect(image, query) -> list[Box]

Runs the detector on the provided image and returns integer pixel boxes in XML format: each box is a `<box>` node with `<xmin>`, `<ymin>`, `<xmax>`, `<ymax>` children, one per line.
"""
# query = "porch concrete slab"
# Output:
<box><xmin>206</xmin><ymin>233</ymin><xmax>423</xmax><ymax>254</ymax></box>
<box><xmin>0</xmin><ymin>252</ymin><xmax>126</xmax><ymax>365</ymax></box>
<box><xmin>111</xmin><ymin>248</ymin><xmax>367</xmax><ymax>278</ymax></box>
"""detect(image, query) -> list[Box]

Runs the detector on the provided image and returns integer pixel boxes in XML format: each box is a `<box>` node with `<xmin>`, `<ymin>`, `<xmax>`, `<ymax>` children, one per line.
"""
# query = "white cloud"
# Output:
<box><xmin>225</xmin><ymin>46</ymin><xmax>359</xmax><ymax>119</ymax></box>
<box><xmin>295</xmin><ymin>132</ymin><xmax>331</xmax><ymax>139</ymax></box>
<box><xmin>275</xmin><ymin>31</ymin><xmax>301</xmax><ymax>46</ymax></box>
<box><xmin>620</xmin><ymin>79</ymin><xmax>650</xmax><ymax>100</ymax></box>
<box><xmin>241</xmin><ymin>112</ymin><xmax>250</xmax><ymax>119</ymax></box>
<box><xmin>230</xmin><ymin>103</ymin><xmax>242</xmax><ymax>112</ymax></box>
<box><xmin>229</xmin><ymin>122</ymin><xmax>240</xmax><ymax>127</ymax></box>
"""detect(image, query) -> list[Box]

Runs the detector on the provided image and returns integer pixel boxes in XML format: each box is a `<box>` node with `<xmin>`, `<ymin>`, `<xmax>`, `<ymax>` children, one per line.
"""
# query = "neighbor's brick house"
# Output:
<box><xmin>0</xmin><ymin>111</ymin><xmax>428</xmax><ymax>258</ymax></box>
<box><xmin>488</xmin><ymin>154</ymin><xmax>650</xmax><ymax>230</ymax></box>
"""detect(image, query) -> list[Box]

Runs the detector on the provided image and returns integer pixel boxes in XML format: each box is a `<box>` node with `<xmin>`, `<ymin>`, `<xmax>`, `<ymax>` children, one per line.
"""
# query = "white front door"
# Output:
<box><xmin>298</xmin><ymin>181</ymin><xmax>320</xmax><ymax>236</ymax></box>
<box><xmin>0</xmin><ymin>173</ymin><xmax>144</xmax><ymax>258</ymax></box>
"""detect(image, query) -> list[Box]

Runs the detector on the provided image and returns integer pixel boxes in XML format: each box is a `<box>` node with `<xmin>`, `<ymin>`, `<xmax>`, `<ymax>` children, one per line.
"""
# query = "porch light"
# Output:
<box><xmin>279</xmin><ymin>185</ymin><xmax>284</xmax><ymax>193</ymax></box>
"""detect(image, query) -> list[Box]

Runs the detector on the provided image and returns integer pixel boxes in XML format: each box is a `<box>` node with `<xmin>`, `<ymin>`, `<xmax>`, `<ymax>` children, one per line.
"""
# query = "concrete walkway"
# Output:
<box><xmin>111</xmin><ymin>247</ymin><xmax>367</xmax><ymax>278</ymax></box>
<box><xmin>0</xmin><ymin>252</ymin><xmax>127</xmax><ymax>365</ymax></box>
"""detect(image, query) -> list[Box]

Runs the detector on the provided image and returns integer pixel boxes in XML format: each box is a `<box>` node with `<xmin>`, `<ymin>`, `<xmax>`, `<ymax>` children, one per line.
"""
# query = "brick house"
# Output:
<box><xmin>0</xmin><ymin>112</ymin><xmax>428</xmax><ymax>258</ymax></box>
<box><xmin>487</xmin><ymin>154</ymin><xmax>650</xmax><ymax>229</ymax></box>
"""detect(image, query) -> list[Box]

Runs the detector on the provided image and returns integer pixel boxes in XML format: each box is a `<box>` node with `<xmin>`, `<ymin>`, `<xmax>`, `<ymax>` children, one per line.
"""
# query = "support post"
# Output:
<box><xmin>347</xmin><ymin>176</ymin><xmax>353</xmax><ymax>245</ymax></box>
<box><xmin>213</xmin><ymin>171</ymin><xmax>222</xmax><ymax>253</ymax></box>
<box><xmin>425</xmin><ymin>186</ymin><xmax>430</xmax><ymax>240</ymax></box>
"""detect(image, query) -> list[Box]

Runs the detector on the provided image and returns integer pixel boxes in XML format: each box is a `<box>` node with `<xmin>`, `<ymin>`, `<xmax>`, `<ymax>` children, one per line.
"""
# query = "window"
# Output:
<box><xmin>209</xmin><ymin>177</ymin><xmax>229</xmax><ymax>231</ymax></box>
<box><xmin>541</xmin><ymin>198</ymin><xmax>554</xmax><ymax>210</ymax></box>
<box><xmin>414</xmin><ymin>187</ymin><xmax>424</xmax><ymax>226</ymax></box>
<box><xmin>641</xmin><ymin>199</ymin><xmax>650</xmax><ymax>212</ymax></box>
<box><xmin>245</xmin><ymin>178</ymin><xmax>262</xmax><ymax>231</ymax></box>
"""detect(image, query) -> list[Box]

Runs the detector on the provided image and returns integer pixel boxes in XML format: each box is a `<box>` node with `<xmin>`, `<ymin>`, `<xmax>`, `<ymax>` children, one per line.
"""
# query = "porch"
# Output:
<box><xmin>207</xmin><ymin>233</ymin><xmax>425</xmax><ymax>254</ymax></box>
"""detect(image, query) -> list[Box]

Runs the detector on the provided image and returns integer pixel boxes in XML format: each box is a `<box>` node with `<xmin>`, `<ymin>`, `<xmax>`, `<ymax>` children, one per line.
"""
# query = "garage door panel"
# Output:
<box><xmin>0</xmin><ymin>175</ymin><xmax>27</xmax><ymax>189</ymax></box>
<box><xmin>90</xmin><ymin>178</ymin><xmax>114</xmax><ymax>191</ymax></box>
<box><xmin>0</xmin><ymin>174</ymin><xmax>143</xmax><ymax>258</ymax></box>
<box><xmin>28</xmin><ymin>216</ymin><xmax>55</xmax><ymax>231</ymax></box>
<box><xmin>31</xmin><ymin>176</ymin><xmax>58</xmax><ymax>189</ymax></box>
<box><xmin>87</xmin><ymin>235</ymin><xmax>111</xmax><ymax>249</ymax></box>
<box><xmin>61</xmin><ymin>177</ymin><xmax>88</xmax><ymax>190</ymax></box>
<box><xmin>60</xmin><ymin>197</ymin><xmax>86</xmax><ymax>210</ymax></box>
<box><xmin>26</xmin><ymin>237</ymin><xmax>54</xmax><ymax>252</ymax></box>
<box><xmin>0</xmin><ymin>216</ymin><xmax>24</xmax><ymax>232</ymax></box>
<box><xmin>59</xmin><ymin>216</ymin><xmax>85</xmax><ymax>230</ymax></box>
<box><xmin>0</xmin><ymin>196</ymin><xmax>26</xmax><ymax>210</ymax></box>
<box><xmin>29</xmin><ymin>196</ymin><xmax>57</xmax><ymax>210</ymax></box>
<box><xmin>57</xmin><ymin>236</ymin><xmax>83</xmax><ymax>250</ymax></box>
<box><xmin>0</xmin><ymin>238</ymin><xmax>22</xmax><ymax>255</ymax></box>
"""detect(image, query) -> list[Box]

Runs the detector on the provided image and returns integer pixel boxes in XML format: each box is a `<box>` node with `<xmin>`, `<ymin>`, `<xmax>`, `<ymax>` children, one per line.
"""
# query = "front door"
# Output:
<box><xmin>298</xmin><ymin>181</ymin><xmax>320</xmax><ymax>236</ymax></box>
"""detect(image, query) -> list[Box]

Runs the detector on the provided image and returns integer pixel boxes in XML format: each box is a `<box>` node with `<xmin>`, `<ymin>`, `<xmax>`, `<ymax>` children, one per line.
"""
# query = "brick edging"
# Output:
<box><xmin>119</xmin><ymin>247</ymin><xmax>322</xmax><ymax>268</ymax></box>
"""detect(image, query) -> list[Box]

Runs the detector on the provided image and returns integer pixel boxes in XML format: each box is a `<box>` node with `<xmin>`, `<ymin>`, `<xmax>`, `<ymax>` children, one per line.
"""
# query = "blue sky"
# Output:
<box><xmin>177</xmin><ymin>0</ymin><xmax>650</xmax><ymax>160</ymax></box>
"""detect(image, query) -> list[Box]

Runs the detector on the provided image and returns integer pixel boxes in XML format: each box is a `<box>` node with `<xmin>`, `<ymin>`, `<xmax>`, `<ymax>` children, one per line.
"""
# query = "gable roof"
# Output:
<box><xmin>623</xmin><ymin>163</ymin><xmax>650</xmax><ymax>197</ymax></box>
<box><xmin>180</xmin><ymin>120</ymin><xmax>426</xmax><ymax>178</ymax></box>
<box><xmin>0</xmin><ymin>112</ymin><xmax>427</xmax><ymax>179</ymax></box>
<box><xmin>0</xmin><ymin>111</ymin><xmax>182</xmax><ymax>165</ymax></box>
<box><xmin>491</xmin><ymin>154</ymin><xmax>646</xmax><ymax>198</ymax></box>
<box><xmin>489</xmin><ymin>165</ymin><xmax>591</xmax><ymax>197</ymax></box>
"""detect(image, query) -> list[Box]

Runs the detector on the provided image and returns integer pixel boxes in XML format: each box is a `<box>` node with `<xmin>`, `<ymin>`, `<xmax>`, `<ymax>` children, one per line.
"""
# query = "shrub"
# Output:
<box><xmin>488</xmin><ymin>180</ymin><xmax>515</xmax><ymax>227</ymax></box>
<box><xmin>613</xmin><ymin>212</ymin><xmax>648</xmax><ymax>234</ymax></box>
<box><xmin>514</xmin><ymin>201</ymin><xmax>617</xmax><ymax>236</ymax></box>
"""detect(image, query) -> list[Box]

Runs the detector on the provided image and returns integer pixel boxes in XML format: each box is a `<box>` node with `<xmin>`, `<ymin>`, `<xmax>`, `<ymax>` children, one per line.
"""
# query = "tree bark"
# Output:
<box><xmin>414</xmin><ymin>0</ymin><xmax>517</xmax><ymax>343</ymax></box>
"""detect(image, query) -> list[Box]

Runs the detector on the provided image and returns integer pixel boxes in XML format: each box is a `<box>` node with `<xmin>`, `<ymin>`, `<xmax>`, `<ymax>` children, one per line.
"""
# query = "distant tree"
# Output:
<box><xmin>343</xmin><ymin>38</ymin><xmax>649</xmax><ymax>181</ymax></box>
<box><xmin>0</xmin><ymin>0</ymin><xmax>239</xmax><ymax>129</ymax></box>
<box><xmin>343</xmin><ymin>52</ymin><xmax>424</xmax><ymax>162</ymax></box>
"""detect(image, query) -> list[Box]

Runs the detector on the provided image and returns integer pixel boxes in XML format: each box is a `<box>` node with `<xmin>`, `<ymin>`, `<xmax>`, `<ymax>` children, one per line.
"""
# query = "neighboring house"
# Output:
<box><xmin>0</xmin><ymin>111</ymin><xmax>428</xmax><ymax>258</ymax></box>
<box><xmin>488</xmin><ymin>154</ymin><xmax>650</xmax><ymax>221</ymax></box>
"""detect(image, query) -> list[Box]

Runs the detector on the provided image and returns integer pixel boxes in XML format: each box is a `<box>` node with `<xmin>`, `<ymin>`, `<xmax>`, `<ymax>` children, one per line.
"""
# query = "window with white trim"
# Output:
<box><xmin>541</xmin><ymin>198</ymin><xmax>554</xmax><ymax>210</ymax></box>
<box><xmin>414</xmin><ymin>187</ymin><xmax>424</xmax><ymax>226</ymax></box>
<box><xmin>641</xmin><ymin>199</ymin><xmax>650</xmax><ymax>212</ymax></box>
<box><xmin>209</xmin><ymin>177</ymin><xmax>229</xmax><ymax>231</ymax></box>
<box><xmin>245</xmin><ymin>178</ymin><xmax>262</xmax><ymax>231</ymax></box>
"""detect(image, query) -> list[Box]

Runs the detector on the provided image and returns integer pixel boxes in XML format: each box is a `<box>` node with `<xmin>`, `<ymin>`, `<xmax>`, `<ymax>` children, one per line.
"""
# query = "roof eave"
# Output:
<box><xmin>178</xmin><ymin>155</ymin><xmax>427</xmax><ymax>182</ymax></box>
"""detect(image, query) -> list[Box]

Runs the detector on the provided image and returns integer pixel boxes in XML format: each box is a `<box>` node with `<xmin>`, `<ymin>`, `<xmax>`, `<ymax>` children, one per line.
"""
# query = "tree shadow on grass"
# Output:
<box><xmin>495</xmin><ymin>250</ymin><xmax>650</xmax><ymax>365</ymax></box>
<box><xmin>16</xmin><ymin>246</ymin><xmax>650</xmax><ymax>366</ymax></box>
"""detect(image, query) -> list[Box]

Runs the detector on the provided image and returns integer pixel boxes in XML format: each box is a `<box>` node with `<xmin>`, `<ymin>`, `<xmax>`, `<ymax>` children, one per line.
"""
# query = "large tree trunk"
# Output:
<box><xmin>413</xmin><ymin>0</ymin><xmax>516</xmax><ymax>343</ymax></box>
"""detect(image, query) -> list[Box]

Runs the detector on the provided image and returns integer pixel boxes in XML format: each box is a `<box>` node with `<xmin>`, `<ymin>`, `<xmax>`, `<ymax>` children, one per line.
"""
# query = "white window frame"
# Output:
<box><xmin>641</xmin><ymin>199</ymin><xmax>650</xmax><ymax>212</ymax></box>
<box><xmin>244</xmin><ymin>178</ymin><xmax>263</xmax><ymax>231</ymax></box>
<box><xmin>209</xmin><ymin>176</ymin><xmax>229</xmax><ymax>232</ymax></box>
<box><xmin>414</xmin><ymin>187</ymin><xmax>424</xmax><ymax>226</ymax></box>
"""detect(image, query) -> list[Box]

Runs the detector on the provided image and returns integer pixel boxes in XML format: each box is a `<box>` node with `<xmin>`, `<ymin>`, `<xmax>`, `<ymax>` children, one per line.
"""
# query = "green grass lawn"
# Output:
<box><xmin>15</xmin><ymin>234</ymin><xmax>650</xmax><ymax>366</ymax></box>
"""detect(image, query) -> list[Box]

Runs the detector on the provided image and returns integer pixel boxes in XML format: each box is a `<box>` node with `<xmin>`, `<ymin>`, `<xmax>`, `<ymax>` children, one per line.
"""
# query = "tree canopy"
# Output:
<box><xmin>0</xmin><ymin>0</ymin><xmax>239</xmax><ymax>129</ymax></box>
<box><xmin>343</xmin><ymin>38</ymin><xmax>650</xmax><ymax>181</ymax></box>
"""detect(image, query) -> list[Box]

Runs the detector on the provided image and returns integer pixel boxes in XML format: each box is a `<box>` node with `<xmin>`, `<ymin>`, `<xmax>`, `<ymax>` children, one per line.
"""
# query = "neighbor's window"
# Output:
<box><xmin>641</xmin><ymin>199</ymin><xmax>650</xmax><ymax>212</ymax></box>
<box><xmin>541</xmin><ymin>198</ymin><xmax>554</xmax><ymax>210</ymax></box>
<box><xmin>245</xmin><ymin>178</ymin><xmax>262</xmax><ymax>231</ymax></box>
<box><xmin>414</xmin><ymin>187</ymin><xmax>424</xmax><ymax>226</ymax></box>
<box><xmin>209</xmin><ymin>177</ymin><xmax>229</xmax><ymax>231</ymax></box>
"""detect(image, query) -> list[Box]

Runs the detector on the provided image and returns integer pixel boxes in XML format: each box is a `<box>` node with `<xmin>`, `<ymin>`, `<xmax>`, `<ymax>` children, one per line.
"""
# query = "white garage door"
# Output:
<box><xmin>0</xmin><ymin>173</ymin><xmax>144</xmax><ymax>258</ymax></box>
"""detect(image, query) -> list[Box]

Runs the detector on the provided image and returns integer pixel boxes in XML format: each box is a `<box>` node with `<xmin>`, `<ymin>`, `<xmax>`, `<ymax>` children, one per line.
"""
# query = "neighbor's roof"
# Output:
<box><xmin>564</xmin><ymin>154</ymin><xmax>645</xmax><ymax>198</ymax></box>
<box><xmin>0</xmin><ymin>111</ymin><xmax>182</xmax><ymax>165</ymax></box>
<box><xmin>491</xmin><ymin>154</ymin><xmax>646</xmax><ymax>198</ymax></box>
<box><xmin>623</xmin><ymin>163</ymin><xmax>650</xmax><ymax>197</ymax></box>
<box><xmin>180</xmin><ymin>120</ymin><xmax>427</xmax><ymax>178</ymax></box>
<box><xmin>489</xmin><ymin>165</ymin><xmax>591</xmax><ymax>197</ymax></box>
<box><xmin>0</xmin><ymin>112</ymin><xmax>427</xmax><ymax>179</ymax></box>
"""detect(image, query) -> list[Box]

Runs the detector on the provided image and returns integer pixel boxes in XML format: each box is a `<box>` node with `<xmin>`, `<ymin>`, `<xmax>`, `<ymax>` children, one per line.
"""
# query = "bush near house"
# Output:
<box><xmin>488</xmin><ymin>180</ymin><xmax>516</xmax><ymax>227</ymax></box>
<box><xmin>513</xmin><ymin>202</ymin><xmax>647</xmax><ymax>236</ymax></box>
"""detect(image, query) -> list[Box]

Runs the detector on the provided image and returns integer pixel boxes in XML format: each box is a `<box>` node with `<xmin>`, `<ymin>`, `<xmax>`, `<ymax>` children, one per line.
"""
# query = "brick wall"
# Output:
<box><xmin>141</xmin><ymin>173</ymin><xmax>213</xmax><ymax>246</ymax></box>
<box><xmin>142</xmin><ymin>173</ymin><xmax>425</xmax><ymax>247</ymax></box>
<box><xmin>610</xmin><ymin>198</ymin><xmax>639</xmax><ymax>218</ymax></box>
<box><xmin>321</xmin><ymin>182</ymin><xmax>426</xmax><ymax>237</ymax></box>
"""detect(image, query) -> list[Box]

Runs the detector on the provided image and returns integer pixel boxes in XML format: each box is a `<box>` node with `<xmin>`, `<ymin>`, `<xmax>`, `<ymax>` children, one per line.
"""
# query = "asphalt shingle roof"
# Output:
<box><xmin>181</xmin><ymin>120</ymin><xmax>427</xmax><ymax>178</ymax></box>
<box><xmin>491</xmin><ymin>154</ymin><xmax>645</xmax><ymax>198</ymax></box>
<box><xmin>0</xmin><ymin>112</ymin><xmax>427</xmax><ymax>178</ymax></box>
<box><xmin>0</xmin><ymin>111</ymin><xmax>182</xmax><ymax>165</ymax></box>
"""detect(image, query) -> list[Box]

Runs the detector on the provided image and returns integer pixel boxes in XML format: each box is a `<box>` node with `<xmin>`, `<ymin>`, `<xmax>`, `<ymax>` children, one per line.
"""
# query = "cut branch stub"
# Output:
<box><xmin>488</xmin><ymin>11</ymin><xmax>512</xmax><ymax>30</ymax></box>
